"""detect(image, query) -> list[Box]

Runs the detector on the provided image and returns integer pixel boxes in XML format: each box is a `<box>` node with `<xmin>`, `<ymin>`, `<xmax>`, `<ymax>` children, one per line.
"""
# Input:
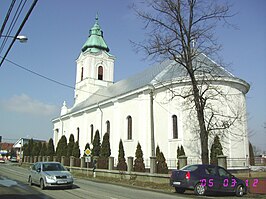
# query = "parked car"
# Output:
<box><xmin>28</xmin><ymin>162</ymin><xmax>74</xmax><ymax>190</ymax></box>
<box><xmin>0</xmin><ymin>157</ymin><xmax>5</xmax><ymax>163</ymax></box>
<box><xmin>170</xmin><ymin>164</ymin><xmax>247</xmax><ymax>197</ymax></box>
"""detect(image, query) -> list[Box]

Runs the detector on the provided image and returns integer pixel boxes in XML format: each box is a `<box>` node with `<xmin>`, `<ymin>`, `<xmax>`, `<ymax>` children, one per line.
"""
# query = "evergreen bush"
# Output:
<box><xmin>249</xmin><ymin>142</ymin><xmax>255</xmax><ymax>166</ymax></box>
<box><xmin>100</xmin><ymin>133</ymin><xmax>111</xmax><ymax>158</ymax></box>
<box><xmin>117</xmin><ymin>139</ymin><xmax>127</xmax><ymax>171</ymax></box>
<box><xmin>210</xmin><ymin>135</ymin><xmax>223</xmax><ymax>165</ymax></box>
<box><xmin>156</xmin><ymin>145</ymin><xmax>168</xmax><ymax>174</ymax></box>
<box><xmin>133</xmin><ymin>142</ymin><xmax>145</xmax><ymax>172</ymax></box>
<box><xmin>47</xmin><ymin>138</ymin><xmax>55</xmax><ymax>158</ymax></box>
<box><xmin>56</xmin><ymin>135</ymin><xmax>67</xmax><ymax>158</ymax></box>
<box><xmin>92</xmin><ymin>130</ymin><xmax>101</xmax><ymax>157</ymax></box>
<box><xmin>72</xmin><ymin>141</ymin><xmax>81</xmax><ymax>158</ymax></box>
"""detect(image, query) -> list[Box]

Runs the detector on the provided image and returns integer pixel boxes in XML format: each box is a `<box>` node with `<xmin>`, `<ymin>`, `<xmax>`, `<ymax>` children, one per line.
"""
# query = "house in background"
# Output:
<box><xmin>13</xmin><ymin>138</ymin><xmax>45</xmax><ymax>160</ymax></box>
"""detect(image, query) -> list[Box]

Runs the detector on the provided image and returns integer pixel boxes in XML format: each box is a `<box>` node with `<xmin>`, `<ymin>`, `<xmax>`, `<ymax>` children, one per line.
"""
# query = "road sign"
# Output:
<box><xmin>85</xmin><ymin>156</ymin><xmax>91</xmax><ymax>163</ymax></box>
<box><xmin>85</xmin><ymin>148</ymin><xmax>91</xmax><ymax>156</ymax></box>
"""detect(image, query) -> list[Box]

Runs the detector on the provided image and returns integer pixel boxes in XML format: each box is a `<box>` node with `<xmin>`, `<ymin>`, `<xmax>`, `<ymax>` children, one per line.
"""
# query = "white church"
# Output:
<box><xmin>52</xmin><ymin>16</ymin><xmax>250</xmax><ymax>168</ymax></box>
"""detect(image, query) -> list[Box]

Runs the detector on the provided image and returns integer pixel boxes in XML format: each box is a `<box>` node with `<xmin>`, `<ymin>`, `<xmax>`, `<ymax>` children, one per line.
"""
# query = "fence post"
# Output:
<box><xmin>150</xmin><ymin>156</ymin><xmax>156</xmax><ymax>173</ymax></box>
<box><xmin>61</xmin><ymin>156</ymin><xmax>65</xmax><ymax>166</ymax></box>
<box><xmin>53</xmin><ymin>156</ymin><xmax>57</xmax><ymax>162</ymax></box>
<box><xmin>108</xmin><ymin>157</ymin><xmax>114</xmax><ymax>170</ymax></box>
<box><xmin>218</xmin><ymin>155</ymin><xmax>227</xmax><ymax>169</ymax></box>
<box><xmin>70</xmin><ymin>156</ymin><xmax>74</xmax><ymax>171</ymax></box>
<box><xmin>127</xmin><ymin>156</ymin><xmax>133</xmax><ymax>172</ymax></box>
<box><xmin>178</xmin><ymin>156</ymin><xmax>187</xmax><ymax>169</ymax></box>
<box><xmin>80</xmin><ymin>157</ymin><xmax>85</xmax><ymax>168</ymax></box>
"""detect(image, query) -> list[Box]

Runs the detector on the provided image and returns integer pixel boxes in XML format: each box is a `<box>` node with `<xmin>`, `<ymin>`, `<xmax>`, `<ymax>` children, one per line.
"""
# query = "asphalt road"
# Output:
<box><xmin>0</xmin><ymin>162</ymin><xmax>259</xmax><ymax>199</ymax></box>
<box><xmin>0</xmin><ymin>162</ymin><xmax>193</xmax><ymax>199</ymax></box>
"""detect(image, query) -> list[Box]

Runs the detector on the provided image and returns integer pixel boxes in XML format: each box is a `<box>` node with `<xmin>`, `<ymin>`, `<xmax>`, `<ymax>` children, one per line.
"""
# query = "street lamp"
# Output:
<box><xmin>1</xmin><ymin>35</ymin><xmax>28</xmax><ymax>43</ymax></box>
<box><xmin>0</xmin><ymin>34</ymin><xmax>28</xmax><ymax>67</ymax></box>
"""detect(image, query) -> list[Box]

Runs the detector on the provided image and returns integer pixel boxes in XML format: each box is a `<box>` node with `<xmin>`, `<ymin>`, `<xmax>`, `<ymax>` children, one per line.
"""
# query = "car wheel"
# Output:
<box><xmin>194</xmin><ymin>183</ymin><xmax>206</xmax><ymax>196</ymax></box>
<box><xmin>175</xmin><ymin>187</ymin><xmax>185</xmax><ymax>194</ymax></box>
<box><xmin>40</xmin><ymin>179</ymin><xmax>45</xmax><ymax>190</ymax></box>
<box><xmin>28</xmin><ymin>176</ymin><xmax>32</xmax><ymax>186</ymax></box>
<box><xmin>236</xmin><ymin>184</ymin><xmax>244</xmax><ymax>197</ymax></box>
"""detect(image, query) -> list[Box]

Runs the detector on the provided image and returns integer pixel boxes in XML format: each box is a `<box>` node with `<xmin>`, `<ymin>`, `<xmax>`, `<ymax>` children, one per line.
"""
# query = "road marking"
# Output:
<box><xmin>0</xmin><ymin>178</ymin><xmax>18</xmax><ymax>187</ymax></box>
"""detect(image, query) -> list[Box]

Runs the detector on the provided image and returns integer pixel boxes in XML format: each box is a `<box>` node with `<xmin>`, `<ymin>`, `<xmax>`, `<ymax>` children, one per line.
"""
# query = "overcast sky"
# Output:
<box><xmin>0</xmin><ymin>0</ymin><xmax>265</xmax><ymax>152</ymax></box>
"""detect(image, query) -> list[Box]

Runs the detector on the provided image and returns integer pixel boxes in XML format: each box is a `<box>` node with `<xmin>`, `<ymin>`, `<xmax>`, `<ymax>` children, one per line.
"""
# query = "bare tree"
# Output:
<box><xmin>132</xmin><ymin>0</ymin><xmax>243</xmax><ymax>164</ymax></box>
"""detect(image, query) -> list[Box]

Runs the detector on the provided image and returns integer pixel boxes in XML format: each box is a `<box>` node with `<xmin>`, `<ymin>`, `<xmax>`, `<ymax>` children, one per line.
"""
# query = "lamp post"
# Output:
<box><xmin>1</xmin><ymin>35</ymin><xmax>28</xmax><ymax>43</ymax></box>
<box><xmin>0</xmin><ymin>34</ymin><xmax>28</xmax><ymax>67</ymax></box>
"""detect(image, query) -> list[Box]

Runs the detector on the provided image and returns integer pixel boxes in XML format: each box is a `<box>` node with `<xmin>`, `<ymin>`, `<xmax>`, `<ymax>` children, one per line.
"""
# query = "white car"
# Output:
<box><xmin>28</xmin><ymin>162</ymin><xmax>74</xmax><ymax>189</ymax></box>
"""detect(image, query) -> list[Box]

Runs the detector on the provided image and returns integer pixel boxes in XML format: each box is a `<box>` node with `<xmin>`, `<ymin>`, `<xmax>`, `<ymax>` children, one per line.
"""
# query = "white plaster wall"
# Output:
<box><xmin>53</xmin><ymin>79</ymin><xmax>249</xmax><ymax>167</ymax></box>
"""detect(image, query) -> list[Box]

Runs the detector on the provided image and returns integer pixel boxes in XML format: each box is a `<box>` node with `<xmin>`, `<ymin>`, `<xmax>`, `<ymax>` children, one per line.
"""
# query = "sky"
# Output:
<box><xmin>0</xmin><ymin>1</ymin><xmax>265</xmax><ymax>152</ymax></box>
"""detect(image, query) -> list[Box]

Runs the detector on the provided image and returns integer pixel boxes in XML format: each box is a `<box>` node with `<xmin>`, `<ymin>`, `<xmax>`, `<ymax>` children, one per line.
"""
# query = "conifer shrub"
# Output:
<box><xmin>67</xmin><ymin>134</ymin><xmax>75</xmax><ymax>157</ymax></box>
<box><xmin>40</xmin><ymin>142</ymin><xmax>47</xmax><ymax>157</ymax></box>
<box><xmin>98</xmin><ymin>133</ymin><xmax>111</xmax><ymax>169</ymax></box>
<box><xmin>72</xmin><ymin>141</ymin><xmax>81</xmax><ymax>158</ymax></box>
<box><xmin>117</xmin><ymin>139</ymin><xmax>127</xmax><ymax>171</ymax></box>
<box><xmin>47</xmin><ymin>138</ymin><xmax>55</xmax><ymax>158</ymax></box>
<box><xmin>133</xmin><ymin>142</ymin><xmax>145</xmax><ymax>172</ymax></box>
<box><xmin>92</xmin><ymin>130</ymin><xmax>101</xmax><ymax>157</ymax></box>
<box><xmin>56</xmin><ymin>135</ymin><xmax>67</xmax><ymax>158</ymax></box>
<box><xmin>210</xmin><ymin>135</ymin><xmax>223</xmax><ymax>165</ymax></box>
<box><xmin>177</xmin><ymin>145</ymin><xmax>186</xmax><ymax>158</ymax></box>
<box><xmin>249</xmin><ymin>142</ymin><xmax>255</xmax><ymax>166</ymax></box>
<box><xmin>156</xmin><ymin>145</ymin><xmax>168</xmax><ymax>174</ymax></box>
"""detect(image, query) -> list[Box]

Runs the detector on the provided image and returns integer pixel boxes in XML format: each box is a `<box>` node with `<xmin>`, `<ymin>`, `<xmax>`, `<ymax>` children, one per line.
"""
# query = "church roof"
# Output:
<box><xmin>82</xmin><ymin>15</ymin><xmax>110</xmax><ymax>53</ymax></box>
<box><xmin>68</xmin><ymin>53</ymin><xmax>246</xmax><ymax>114</ymax></box>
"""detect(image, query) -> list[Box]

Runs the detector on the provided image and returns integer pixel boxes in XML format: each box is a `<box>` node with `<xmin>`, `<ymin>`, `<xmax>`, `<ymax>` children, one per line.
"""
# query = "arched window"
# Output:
<box><xmin>172</xmin><ymin>115</ymin><xmax>178</xmax><ymax>139</ymax></box>
<box><xmin>77</xmin><ymin>127</ymin><xmax>80</xmax><ymax>142</ymax></box>
<box><xmin>127</xmin><ymin>116</ymin><xmax>132</xmax><ymax>140</ymax></box>
<box><xmin>98</xmin><ymin>66</ymin><xmax>103</xmax><ymax>80</ymax></box>
<box><xmin>90</xmin><ymin>124</ymin><xmax>94</xmax><ymax>143</ymax></box>
<box><xmin>106</xmin><ymin>120</ymin><xmax>110</xmax><ymax>134</ymax></box>
<box><xmin>81</xmin><ymin>67</ymin><xmax>84</xmax><ymax>81</ymax></box>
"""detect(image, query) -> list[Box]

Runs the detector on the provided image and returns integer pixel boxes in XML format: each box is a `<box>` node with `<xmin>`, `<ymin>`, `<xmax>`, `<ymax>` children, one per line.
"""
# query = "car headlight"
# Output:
<box><xmin>46</xmin><ymin>175</ymin><xmax>56</xmax><ymax>181</ymax></box>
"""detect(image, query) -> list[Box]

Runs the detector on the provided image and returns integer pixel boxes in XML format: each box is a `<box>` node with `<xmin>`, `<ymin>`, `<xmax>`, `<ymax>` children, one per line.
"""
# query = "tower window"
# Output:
<box><xmin>81</xmin><ymin>67</ymin><xmax>84</xmax><ymax>81</ymax></box>
<box><xmin>90</xmin><ymin>124</ymin><xmax>94</xmax><ymax>143</ymax></box>
<box><xmin>77</xmin><ymin>127</ymin><xmax>80</xmax><ymax>142</ymax></box>
<box><xmin>172</xmin><ymin>115</ymin><xmax>178</xmax><ymax>139</ymax></box>
<box><xmin>106</xmin><ymin>120</ymin><xmax>110</xmax><ymax>134</ymax></box>
<box><xmin>98</xmin><ymin>66</ymin><xmax>103</xmax><ymax>80</ymax></box>
<box><xmin>127</xmin><ymin>116</ymin><xmax>132</xmax><ymax>140</ymax></box>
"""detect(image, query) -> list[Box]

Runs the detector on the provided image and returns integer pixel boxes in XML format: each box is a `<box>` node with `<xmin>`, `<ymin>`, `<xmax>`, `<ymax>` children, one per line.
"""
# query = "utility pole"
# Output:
<box><xmin>150</xmin><ymin>88</ymin><xmax>155</xmax><ymax>157</ymax></box>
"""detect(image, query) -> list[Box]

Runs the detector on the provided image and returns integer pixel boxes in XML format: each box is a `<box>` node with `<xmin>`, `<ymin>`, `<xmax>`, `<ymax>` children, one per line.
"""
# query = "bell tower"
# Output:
<box><xmin>74</xmin><ymin>15</ymin><xmax>115</xmax><ymax>104</ymax></box>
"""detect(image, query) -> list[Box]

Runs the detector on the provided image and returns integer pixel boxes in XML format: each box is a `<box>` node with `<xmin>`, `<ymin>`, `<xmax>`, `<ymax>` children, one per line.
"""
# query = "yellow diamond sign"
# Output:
<box><xmin>85</xmin><ymin>148</ymin><xmax>91</xmax><ymax>156</ymax></box>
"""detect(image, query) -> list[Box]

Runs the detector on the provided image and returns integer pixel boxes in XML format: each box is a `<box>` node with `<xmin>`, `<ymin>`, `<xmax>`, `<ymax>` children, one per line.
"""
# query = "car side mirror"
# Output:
<box><xmin>37</xmin><ymin>168</ymin><xmax>41</xmax><ymax>173</ymax></box>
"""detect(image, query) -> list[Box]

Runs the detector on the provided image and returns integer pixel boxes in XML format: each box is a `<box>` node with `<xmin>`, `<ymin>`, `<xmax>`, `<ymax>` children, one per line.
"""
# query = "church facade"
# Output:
<box><xmin>52</xmin><ymin>17</ymin><xmax>250</xmax><ymax>168</ymax></box>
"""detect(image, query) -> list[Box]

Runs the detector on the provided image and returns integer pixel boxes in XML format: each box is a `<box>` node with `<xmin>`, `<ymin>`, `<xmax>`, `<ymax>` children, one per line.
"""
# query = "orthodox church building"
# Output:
<box><xmin>52</xmin><ymin>16</ymin><xmax>250</xmax><ymax>168</ymax></box>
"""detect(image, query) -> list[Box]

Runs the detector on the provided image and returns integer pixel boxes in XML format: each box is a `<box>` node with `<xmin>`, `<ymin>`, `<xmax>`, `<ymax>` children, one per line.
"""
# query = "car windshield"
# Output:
<box><xmin>42</xmin><ymin>163</ymin><xmax>66</xmax><ymax>171</ymax></box>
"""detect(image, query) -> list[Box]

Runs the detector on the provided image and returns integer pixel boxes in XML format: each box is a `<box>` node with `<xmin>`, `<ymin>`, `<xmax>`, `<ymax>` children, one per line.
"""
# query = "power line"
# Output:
<box><xmin>1</xmin><ymin>56</ymin><xmax>112</xmax><ymax>98</ymax></box>
<box><xmin>0</xmin><ymin>0</ymin><xmax>24</xmax><ymax>54</ymax></box>
<box><xmin>0</xmin><ymin>0</ymin><xmax>16</xmax><ymax>36</ymax></box>
<box><xmin>0</xmin><ymin>0</ymin><xmax>38</xmax><ymax>68</ymax></box>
